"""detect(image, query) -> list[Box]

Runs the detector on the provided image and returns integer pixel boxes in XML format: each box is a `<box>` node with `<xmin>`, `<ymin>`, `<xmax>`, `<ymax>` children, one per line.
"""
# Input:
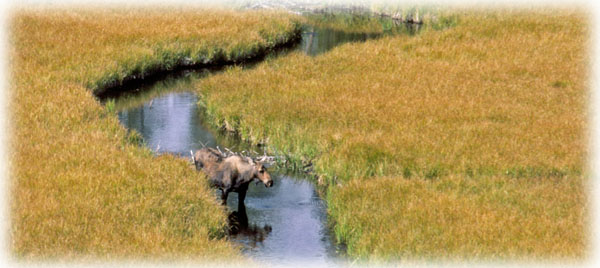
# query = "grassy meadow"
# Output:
<box><xmin>196</xmin><ymin>9</ymin><xmax>588</xmax><ymax>260</ymax></box>
<box><xmin>9</xmin><ymin>8</ymin><xmax>300</xmax><ymax>259</ymax></box>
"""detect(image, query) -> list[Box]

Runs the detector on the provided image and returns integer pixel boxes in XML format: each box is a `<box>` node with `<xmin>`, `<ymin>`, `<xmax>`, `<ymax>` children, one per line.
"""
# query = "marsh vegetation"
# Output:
<box><xmin>9</xmin><ymin>3</ymin><xmax>588</xmax><ymax>264</ymax></box>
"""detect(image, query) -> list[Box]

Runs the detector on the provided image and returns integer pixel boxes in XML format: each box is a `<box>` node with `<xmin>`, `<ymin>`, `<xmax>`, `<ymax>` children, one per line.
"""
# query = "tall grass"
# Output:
<box><xmin>329</xmin><ymin>175</ymin><xmax>585</xmax><ymax>261</ymax></box>
<box><xmin>9</xmin><ymin>7</ymin><xmax>301</xmax><ymax>260</ymax></box>
<box><xmin>195</xmin><ymin>8</ymin><xmax>588</xmax><ymax>260</ymax></box>
<box><xmin>303</xmin><ymin>8</ymin><xmax>458</xmax><ymax>35</ymax></box>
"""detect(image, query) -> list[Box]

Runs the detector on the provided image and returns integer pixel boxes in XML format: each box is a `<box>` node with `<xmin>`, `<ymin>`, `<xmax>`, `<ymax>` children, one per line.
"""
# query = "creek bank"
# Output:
<box><xmin>94</xmin><ymin>25</ymin><xmax>303</xmax><ymax>100</ymax></box>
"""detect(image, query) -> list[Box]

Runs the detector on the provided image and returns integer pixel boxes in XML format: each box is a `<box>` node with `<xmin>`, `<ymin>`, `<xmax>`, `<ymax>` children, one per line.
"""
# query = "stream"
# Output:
<box><xmin>111</xmin><ymin>19</ymin><xmax>418</xmax><ymax>265</ymax></box>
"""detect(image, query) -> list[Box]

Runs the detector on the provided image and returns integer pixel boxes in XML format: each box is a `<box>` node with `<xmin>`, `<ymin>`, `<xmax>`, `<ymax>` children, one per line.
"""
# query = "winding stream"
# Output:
<box><xmin>112</xmin><ymin>21</ymin><xmax>417</xmax><ymax>265</ymax></box>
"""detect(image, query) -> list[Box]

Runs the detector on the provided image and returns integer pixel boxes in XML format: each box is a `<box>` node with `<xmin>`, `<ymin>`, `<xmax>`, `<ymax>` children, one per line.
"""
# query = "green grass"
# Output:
<box><xmin>194</xmin><ymin>8</ymin><xmax>588</xmax><ymax>261</ymax></box>
<box><xmin>9</xmin><ymin>7</ymin><xmax>301</xmax><ymax>260</ymax></box>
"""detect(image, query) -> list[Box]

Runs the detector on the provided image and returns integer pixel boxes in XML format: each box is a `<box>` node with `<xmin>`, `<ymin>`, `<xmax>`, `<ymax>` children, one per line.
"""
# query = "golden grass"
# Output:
<box><xmin>329</xmin><ymin>175</ymin><xmax>585</xmax><ymax>261</ymax></box>
<box><xmin>195</xmin><ymin>8</ymin><xmax>588</xmax><ymax>260</ymax></box>
<box><xmin>9</xmin><ymin>7</ymin><xmax>300</xmax><ymax>260</ymax></box>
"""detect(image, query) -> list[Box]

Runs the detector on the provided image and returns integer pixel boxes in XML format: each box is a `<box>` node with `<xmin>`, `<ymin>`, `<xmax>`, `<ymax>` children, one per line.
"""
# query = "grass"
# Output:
<box><xmin>195</xmin><ymin>8</ymin><xmax>588</xmax><ymax>261</ymax></box>
<box><xmin>303</xmin><ymin>8</ymin><xmax>458</xmax><ymax>35</ymax></box>
<box><xmin>329</xmin><ymin>175</ymin><xmax>585</xmax><ymax>261</ymax></box>
<box><xmin>9</xmin><ymin>7</ymin><xmax>301</xmax><ymax>260</ymax></box>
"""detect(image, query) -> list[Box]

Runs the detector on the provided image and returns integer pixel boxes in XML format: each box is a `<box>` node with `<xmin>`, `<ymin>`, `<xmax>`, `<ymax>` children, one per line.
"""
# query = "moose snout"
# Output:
<box><xmin>257</xmin><ymin>166</ymin><xmax>273</xmax><ymax>188</ymax></box>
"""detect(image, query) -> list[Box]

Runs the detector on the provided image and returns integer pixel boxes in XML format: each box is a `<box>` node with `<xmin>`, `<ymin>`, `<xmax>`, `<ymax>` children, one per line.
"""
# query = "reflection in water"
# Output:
<box><xmin>118</xmin><ymin>92</ymin><xmax>219</xmax><ymax>155</ymax></box>
<box><xmin>393</xmin><ymin>21</ymin><xmax>422</xmax><ymax>35</ymax></box>
<box><xmin>301</xmin><ymin>26</ymin><xmax>381</xmax><ymax>56</ymax></box>
<box><xmin>228</xmin><ymin>204</ymin><xmax>273</xmax><ymax>249</ymax></box>
<box><xmin>300</xmin><ymin>22</ymin><xmax>421</xmax><ymax>56</ymax></box>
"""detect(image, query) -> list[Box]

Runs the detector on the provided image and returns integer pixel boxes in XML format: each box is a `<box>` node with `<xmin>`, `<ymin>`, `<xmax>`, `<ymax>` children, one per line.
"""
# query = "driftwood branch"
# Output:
<box><xmin>216</xmin><ymin>146</ymin><xmax>278</xmax><ymax>167</ymax></box>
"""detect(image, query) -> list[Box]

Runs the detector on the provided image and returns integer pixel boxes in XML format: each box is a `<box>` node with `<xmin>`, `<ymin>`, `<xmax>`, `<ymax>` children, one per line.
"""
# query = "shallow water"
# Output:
<box><xmin>118</xmin><ymin>91</ymin><xmax>218</xmax><ymax>155</ymax></box>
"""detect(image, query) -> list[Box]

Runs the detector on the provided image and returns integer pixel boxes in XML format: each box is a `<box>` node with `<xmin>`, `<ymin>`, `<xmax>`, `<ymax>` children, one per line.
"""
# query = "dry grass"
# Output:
<box><xmin>196</xmin><ymin>8</ymin><xmax>588</xmax><ymax>260</ymax></box>
<box><xmin>9</xmin><ymin>7</ymin><xmax>300</xmax><ymax>260</ymax></box>
<box><xmin>329</xmin><ymin>175</ymin><xmax>586</xmax><ymax>261</ymax></box>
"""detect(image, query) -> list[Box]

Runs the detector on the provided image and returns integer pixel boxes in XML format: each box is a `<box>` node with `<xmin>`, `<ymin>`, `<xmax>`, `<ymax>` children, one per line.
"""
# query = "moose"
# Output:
<box><xmin>192</xmin><ymin>147</ymin><xmax>273</xmax><ymax>207</ymax></box>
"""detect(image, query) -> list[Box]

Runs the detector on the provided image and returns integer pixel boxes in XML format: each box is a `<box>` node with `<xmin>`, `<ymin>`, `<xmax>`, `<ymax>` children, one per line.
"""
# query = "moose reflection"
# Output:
<box><xmin>228</xmin><ymin>204</ymin><xmax>273</xmax><ymax>247</ymax></box>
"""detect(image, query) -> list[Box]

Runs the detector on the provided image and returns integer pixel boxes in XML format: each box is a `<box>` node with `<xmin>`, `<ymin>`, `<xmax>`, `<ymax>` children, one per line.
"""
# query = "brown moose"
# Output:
<box><xmin>193</xmin><ymin>148</ymin><xmax>273</xmax><ymax>207</ymax></box>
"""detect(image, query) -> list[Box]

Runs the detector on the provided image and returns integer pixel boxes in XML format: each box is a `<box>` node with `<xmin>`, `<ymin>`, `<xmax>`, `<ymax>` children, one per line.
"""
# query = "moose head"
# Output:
<box><xmin>248</xmin><ymin>157</ymin><xmax>273</xmax><ymax>188</ymax></box>
<box><xmin>257</xmin><ymin>163</ymin><xmax>273</xmax><ymax>187</ymax></box>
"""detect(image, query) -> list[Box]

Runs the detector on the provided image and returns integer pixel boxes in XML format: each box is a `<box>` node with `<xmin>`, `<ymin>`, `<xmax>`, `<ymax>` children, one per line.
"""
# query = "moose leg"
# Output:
<box><xmin>236</xmin><ymin>183</ymin><xmax>250</xmax><ymax>210</ymax></box>
<box><xmin>237</xmin><ymin>189</ymin><xmax>247</xmax><ymax>211</ymax></box>
<box><xmin>237</xmin><ymin>202</ymin><xmax>248</xmax><ymax>228</ymax></box>
<box><xmin>221</xmin><ymin>189</ymin><xmax>230</xmax><ymax>205</ymax></box>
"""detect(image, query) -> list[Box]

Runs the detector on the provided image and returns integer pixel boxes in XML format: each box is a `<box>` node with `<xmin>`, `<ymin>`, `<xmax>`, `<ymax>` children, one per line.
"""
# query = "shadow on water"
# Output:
<box><xmin>107</xmin><ymin>14</ymin><xmax>423</xmax><ymax>264</ymax></box>
<box><xmin>300</xmin><ymin>23</ymin><xmax>421</xmax><ymax>56</ymax></box>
